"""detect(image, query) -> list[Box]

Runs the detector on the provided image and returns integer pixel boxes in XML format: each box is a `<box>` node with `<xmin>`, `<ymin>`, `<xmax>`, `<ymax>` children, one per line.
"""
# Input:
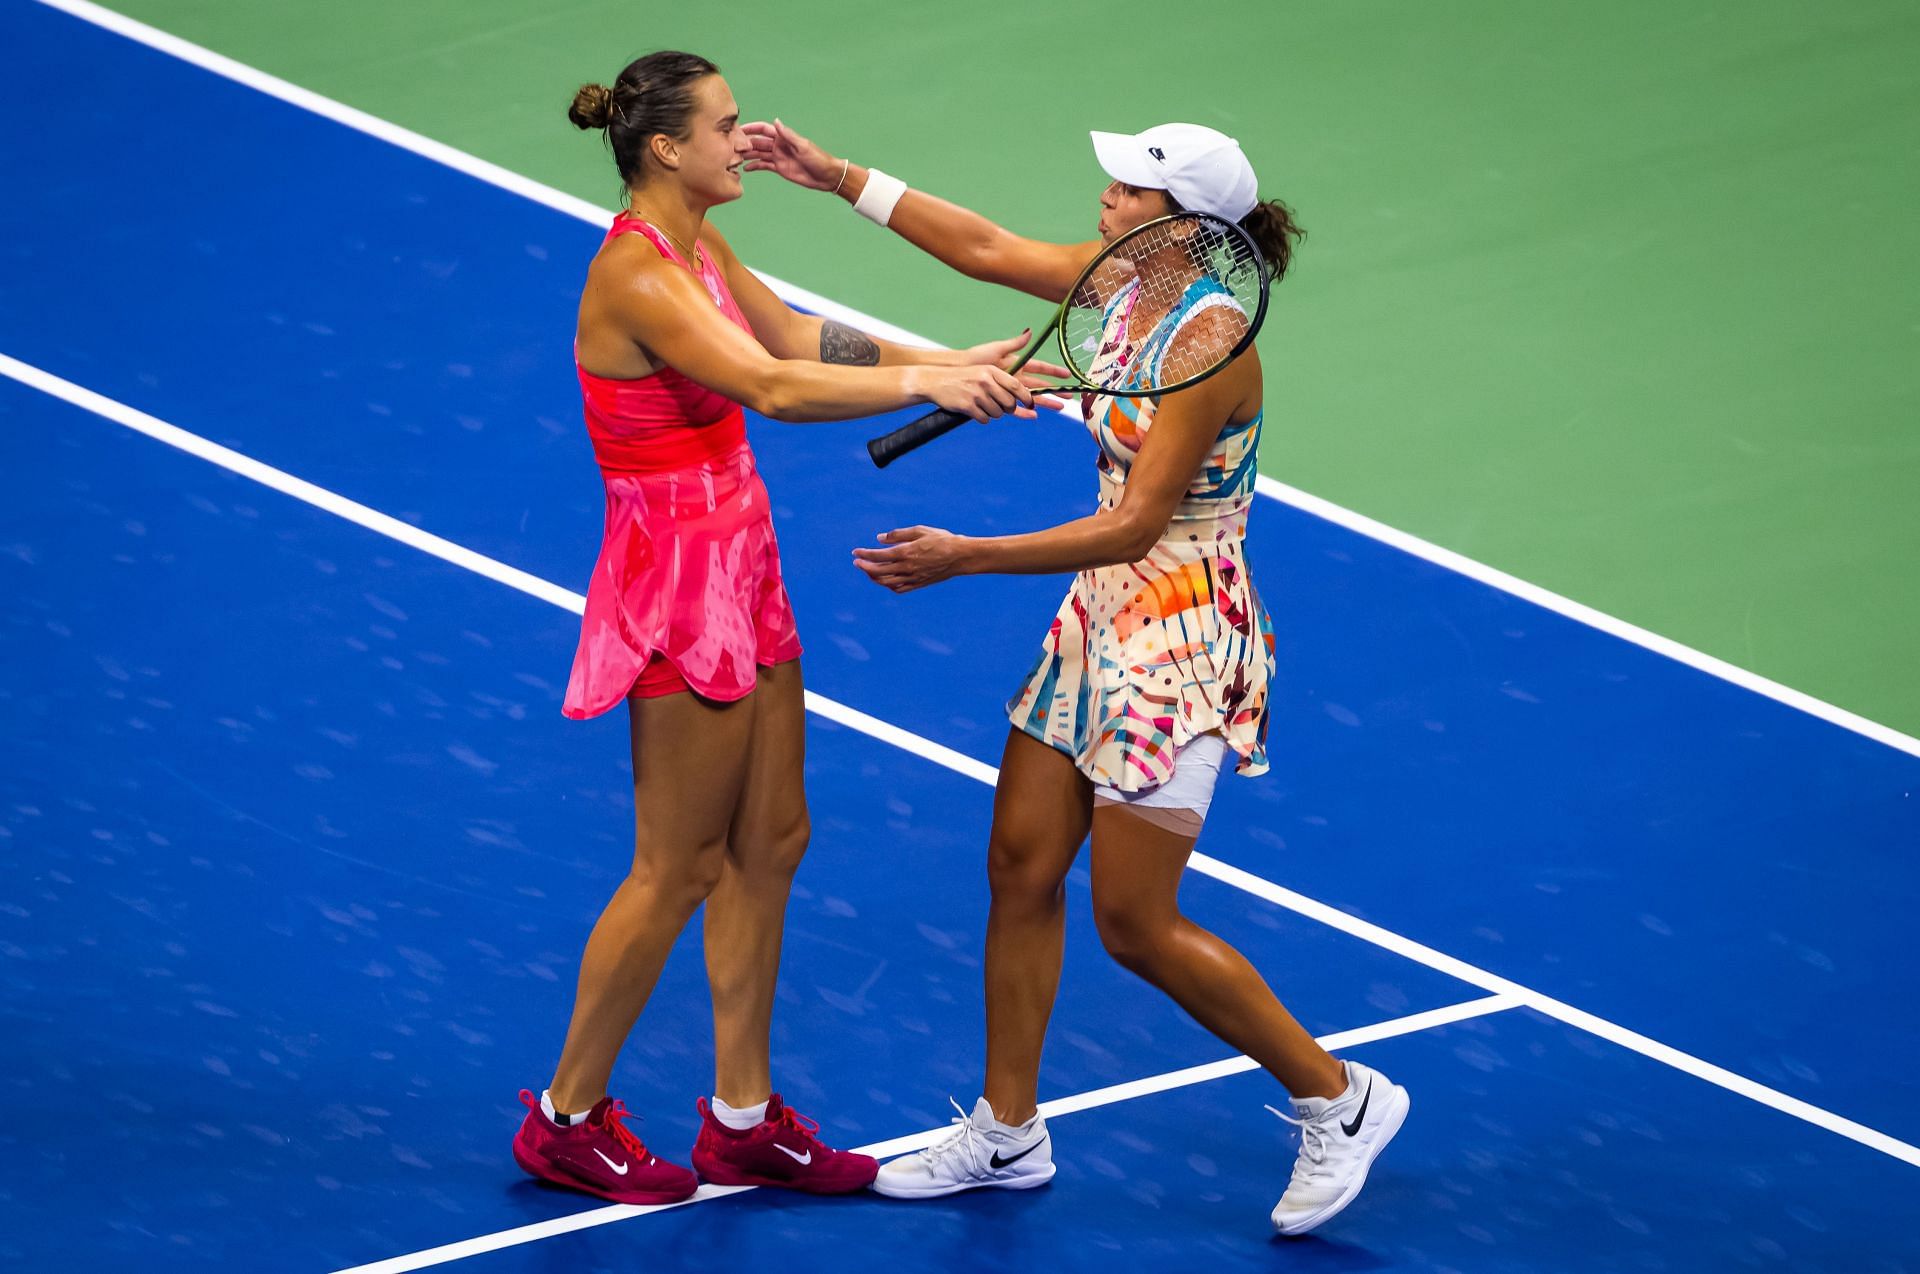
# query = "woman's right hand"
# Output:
<box><xmin>740</xmin><ymin>119</ymin><xmax>843</xmax><ymax>191</ymax></box>
<box><xmin>910</xmin><ymin>364</ymin><xmax>1046</xmax><ymax>422</ymax></box>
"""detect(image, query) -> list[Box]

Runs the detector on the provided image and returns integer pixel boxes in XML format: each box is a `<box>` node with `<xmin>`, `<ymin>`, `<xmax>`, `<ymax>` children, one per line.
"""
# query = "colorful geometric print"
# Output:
<box><xmin>1007</xmin><ymin>274</ymin><xmax>1277</xmax><ymax>793</ymax></box>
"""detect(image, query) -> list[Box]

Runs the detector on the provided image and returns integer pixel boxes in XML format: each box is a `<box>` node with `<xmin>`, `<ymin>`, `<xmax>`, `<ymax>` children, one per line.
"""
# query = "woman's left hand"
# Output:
<box><xmin>853</xmin><ymin>526</ymin><xmax>971</xmax><ymax>592</ymax></box>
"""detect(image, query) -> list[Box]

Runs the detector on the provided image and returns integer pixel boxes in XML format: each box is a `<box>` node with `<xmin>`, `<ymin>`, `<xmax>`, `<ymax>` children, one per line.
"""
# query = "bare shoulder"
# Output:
<box><xmin>579</xmin><ymin>238</ymin><xmax>714</xmax><ymax>360</ymax></box>
<box><xmin>1161</xmin><ymin>308</ymin><xmax>1261</xmax><ymax>414</ymax></box>
<box><xmin>586</xmin><ymin>235</ymin><xmax>686</xmax><ymax>307</ymax></box>
<box><xmin>1153</xmin><ymin>334</ymin><xmax>1262</xmax><ymax>431</ymax></box>
<box><xmin>589</xmin><ymin>231</ymin><xmax>672</xmax><ymax>283</ymax></box>
<box><xmin>1171</xmin><ymin>303</ymin><xmax>1253</xmax><ymax>355</ymax></box>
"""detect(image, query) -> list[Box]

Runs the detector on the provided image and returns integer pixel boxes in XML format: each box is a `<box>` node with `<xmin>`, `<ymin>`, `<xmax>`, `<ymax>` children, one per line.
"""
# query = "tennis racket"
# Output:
<box><xmin>867</xmin><ymin>211</ymin><xmax>1269</xmax><ymax>468</ymax></box>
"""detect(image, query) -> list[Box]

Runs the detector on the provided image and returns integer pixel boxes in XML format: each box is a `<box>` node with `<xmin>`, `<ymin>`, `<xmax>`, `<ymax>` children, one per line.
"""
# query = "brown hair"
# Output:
<box><xmin>1239</xmin><ymin>197</ymin><xmax>1304</xmax><ymax>282</ymax></box>
<box><xmin>1163</xmin><ymin>190</ymin><xmax>1305</xmax><ymax>281</ymax></box>
<box><xmin>568</xmin><ymin>51</ymin><xmax>720</xmax><ymax>187</ymax></box>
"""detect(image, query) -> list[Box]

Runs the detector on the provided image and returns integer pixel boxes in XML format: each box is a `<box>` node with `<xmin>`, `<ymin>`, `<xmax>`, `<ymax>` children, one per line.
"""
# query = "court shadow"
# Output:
<box><xmin>1269</xmin><ymin>1230</ymin><xmax>1398</xmax><ymax>1270</ymax></box>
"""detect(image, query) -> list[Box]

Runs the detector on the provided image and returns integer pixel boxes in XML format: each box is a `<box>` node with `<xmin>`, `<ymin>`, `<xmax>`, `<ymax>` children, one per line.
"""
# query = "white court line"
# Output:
<box><xmin>0</xmin><ymin>353</ymin><xmax>995</xmax><ymax>783</ymax></box>
<box><xmin>0</xmin><ymin>355</ymin><xmax>585</xmax><ymax>616</ymax></box>
<box><xmin>1185</xmin><ymin>857</ymin><xmax>1920</xmax><ymax>1172</ymax></box>
<box><xmin>1247</xmin><ymin>474</ymin><xmax>1920</xmax><ymax>758</ymax></box>
<box><xmin>1028</xmin><ymin>992</ymin><xmax>1519</xmax><ymax>1127</ymax></box>
<box><xmin>28</xmin><ymin>0</ymin><xmax>937</xmax><ymax>354</ymax></box>
<box><xmin>9</xmin><ymin>351</ymin><xmax>1919</xmax><ymax>1183</ymax></box>
<box><xmin>326</xmin><ymin>996</ymin><xmax>1519</xmax><ymax>1274</ymax></box>
<box><xmin>33</xmin><ymin>0</ymin><xmax>1920</xmax><ymax>763</ymax></box>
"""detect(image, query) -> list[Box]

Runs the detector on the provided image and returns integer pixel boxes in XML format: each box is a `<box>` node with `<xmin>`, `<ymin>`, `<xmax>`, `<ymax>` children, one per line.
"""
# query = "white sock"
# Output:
<box><xmin>541</xmin><ymin>1089</ymin><xmax>589</xmax><ymax>1127</ymax></box>
<box><xmin>711</xmin><ymin>1095</ymin><xmax>769</xmax><ymax>1130</ymax></box>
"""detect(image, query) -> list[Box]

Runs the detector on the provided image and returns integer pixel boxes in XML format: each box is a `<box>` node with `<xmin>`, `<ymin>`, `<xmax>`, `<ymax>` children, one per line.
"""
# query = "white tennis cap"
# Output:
<box><xmin>1090</xmin><ymin>123</ymin><xmax>1260</xmax><ymax>222</ymax></box>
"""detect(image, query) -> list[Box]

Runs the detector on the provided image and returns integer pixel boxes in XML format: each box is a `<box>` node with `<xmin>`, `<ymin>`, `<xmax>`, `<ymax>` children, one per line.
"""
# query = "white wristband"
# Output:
<box><xmin>853</xmin><ymin>168</ymin><xmax>909</xmax><ymax>227</ymax></box>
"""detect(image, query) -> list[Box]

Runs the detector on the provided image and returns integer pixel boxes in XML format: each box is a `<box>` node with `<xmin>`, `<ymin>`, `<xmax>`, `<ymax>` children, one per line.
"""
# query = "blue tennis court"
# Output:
<box><xmin>3</xmin><ymin>3</ymin><xmax>1916</xmax><ymax>1270</ymax></box>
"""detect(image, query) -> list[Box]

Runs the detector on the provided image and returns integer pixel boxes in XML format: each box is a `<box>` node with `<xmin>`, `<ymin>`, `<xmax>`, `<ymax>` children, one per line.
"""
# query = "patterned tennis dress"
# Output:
<box><xmin>1007</xmin><ymin>276</ymin><xmax>1276</xmax><ymax>793</ymax></box>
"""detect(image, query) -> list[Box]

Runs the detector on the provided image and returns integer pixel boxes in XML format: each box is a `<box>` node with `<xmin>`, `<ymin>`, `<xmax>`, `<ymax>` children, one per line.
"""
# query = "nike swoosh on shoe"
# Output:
<box><xmin>1340</xmin><ymin>1082</ymin><xmax>1373</xmax><ymax>1138</ymax></box>
<box><xmin>989</xmin><ymin>1138</ymin><xmax>1046</xmax><ymax>1170</ymax></box>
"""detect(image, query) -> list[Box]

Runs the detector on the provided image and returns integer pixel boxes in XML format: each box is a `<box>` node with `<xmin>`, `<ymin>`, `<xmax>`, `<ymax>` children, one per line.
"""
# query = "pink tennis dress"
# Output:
<box><xmin>560</xmin><ymin>213</ymin><xmax>802</xmax><ymax>719</ymax></box>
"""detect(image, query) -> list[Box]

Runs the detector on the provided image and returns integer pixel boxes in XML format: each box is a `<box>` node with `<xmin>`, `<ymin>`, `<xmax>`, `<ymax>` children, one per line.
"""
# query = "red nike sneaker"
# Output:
<box><xmin>511</xmin><ymin>1089</ymin><xmax>698</xmax><ymax>1205</ymax></box>
<box><xmin>690</xmin><ymin>1093</ymin><xmax>879</xmax><ymax>1193</ymax></box>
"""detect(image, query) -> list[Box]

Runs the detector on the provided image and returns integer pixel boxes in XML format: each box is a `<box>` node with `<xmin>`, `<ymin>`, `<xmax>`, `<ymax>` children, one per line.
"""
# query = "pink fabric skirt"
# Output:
<box><xmin>562</xmin><ymin>443</ymin><xmax>801</xmax><ymax>719</ymax></box>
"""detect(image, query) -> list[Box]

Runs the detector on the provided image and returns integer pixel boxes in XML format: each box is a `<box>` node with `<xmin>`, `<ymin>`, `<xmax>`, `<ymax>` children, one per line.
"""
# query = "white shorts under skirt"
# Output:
<box><xmin>1090</xmin><ymin>732</ymin><xmax>1229</xmax><ymax>819</ymax></box>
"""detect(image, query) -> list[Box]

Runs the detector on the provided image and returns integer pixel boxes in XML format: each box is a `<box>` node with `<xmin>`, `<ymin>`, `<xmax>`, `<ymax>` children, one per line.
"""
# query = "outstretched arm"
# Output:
<box><xmin>742</xmin><ymin>119</ymin><xmax>1100</xmax><ymax>304</ymax></box>
<box><xmin>702</xmin><ymin>224</ymin><xmax>1060</xmax><ymax>375</ymax></box>
<box><xmin>852</xmin><ymin>359</ymin><xmax>1256</xmax><ymax>589</ymax></box>
<box><xmin>587</xmin><ymin>240</ymin><xmax>1048</xmax><ymax>424</ymax></box>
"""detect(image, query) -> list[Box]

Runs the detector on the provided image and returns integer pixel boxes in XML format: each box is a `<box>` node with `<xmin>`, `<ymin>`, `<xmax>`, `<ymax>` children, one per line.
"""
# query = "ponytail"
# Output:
<box><xmin>1240</xmin><ymin>197</ymin><xmax>1304</xmax><ymax>282</ymax></box>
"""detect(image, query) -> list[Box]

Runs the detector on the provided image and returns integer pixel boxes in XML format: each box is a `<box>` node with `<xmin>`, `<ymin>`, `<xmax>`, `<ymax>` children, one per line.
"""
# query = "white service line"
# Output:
<box><xmin>10</xmin><ymin>351</ymin><xmax>1920</xmax><ymax>1182</ymax></box>
<box><xmin>33</xmin><ymin>0</ymin><xmax>1920</xmax><ymax>762</ymax></box>
<box><xmin>0</xmin><ymin>355</ymin><xmax>584</xmax><ymax>615</ymax></box>
<box><xmin>2</xmin><ymin>347</ymin><xmax>1000</xmax><ymax>783</ymax></box>
<box><xmin>326</xmin><ymin>995</ymin><xmax>1520</xmax><ymax>1274</ymax></box>
<box><xmin>0</xmin><ymin>353</ymin><xmax>978</xmax><ymax>786</ymax></box>
<box><xmin>1028</xmin><ymin>992</ymin><xmax>1519</xmax><ymax>1126</ymax></box>
<box><xmin>1184</xmin><ymin>856</ymin><xmax>1920</xmax><ymax>1171</ymax></box>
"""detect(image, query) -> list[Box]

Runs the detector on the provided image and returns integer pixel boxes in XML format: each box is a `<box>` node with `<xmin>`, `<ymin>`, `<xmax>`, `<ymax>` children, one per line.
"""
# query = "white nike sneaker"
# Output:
<box><xmin>871</xmin><ymin>1096</ymin><xmax>1055</xmax><ymax>1199</ymax></box>
<box><xmin>1269</xmin><ymin>1060</ymin><xmax>1409</xmax><ymax>1235</ymax></box>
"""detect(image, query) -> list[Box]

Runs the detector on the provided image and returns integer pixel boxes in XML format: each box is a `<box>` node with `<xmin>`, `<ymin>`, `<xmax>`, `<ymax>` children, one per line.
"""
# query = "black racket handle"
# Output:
<box><xmin>867</xmin><ymin>406</ymin><xmax>971</xmax><ymax>469</ymax></box>
<box><xmin>867</xmin><ymin>316</ymin><xmax>1061</xmax><ymax>468</ymax></box>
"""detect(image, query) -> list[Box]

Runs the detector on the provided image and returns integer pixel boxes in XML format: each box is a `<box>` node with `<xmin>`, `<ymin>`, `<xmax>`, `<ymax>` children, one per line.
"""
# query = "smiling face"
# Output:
<box><xmin>1098</xmin><ymin>179</ymin><xmax>1177</xmax><ymax>242</ymax></box>
<box><xmin>655</xmin><ymin>74</ymin><xmax>750</xmax><ymax>205</ymax></box>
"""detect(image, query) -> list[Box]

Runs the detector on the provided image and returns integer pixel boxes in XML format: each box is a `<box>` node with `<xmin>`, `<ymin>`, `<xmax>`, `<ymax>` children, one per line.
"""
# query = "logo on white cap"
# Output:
<box><xmin>1089</xmin><ymin>123</ymin><xmax>1260</xmax><ymax>223</ymax></box>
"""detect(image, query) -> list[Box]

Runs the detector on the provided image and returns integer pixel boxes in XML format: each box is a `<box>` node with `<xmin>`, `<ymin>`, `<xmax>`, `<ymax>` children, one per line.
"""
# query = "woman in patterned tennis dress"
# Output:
<box><xmin>746</xmin><ymin>118</ymin><xmax>1411</xmax><ymax>1235</ymax></box>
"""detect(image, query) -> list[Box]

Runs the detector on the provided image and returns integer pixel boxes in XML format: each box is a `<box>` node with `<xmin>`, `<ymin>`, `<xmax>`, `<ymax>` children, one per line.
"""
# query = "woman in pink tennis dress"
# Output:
<box><xmin>509</xmin><ymin>50</ymin><xmax>1060</xmax><ymax>1206</ymax></box>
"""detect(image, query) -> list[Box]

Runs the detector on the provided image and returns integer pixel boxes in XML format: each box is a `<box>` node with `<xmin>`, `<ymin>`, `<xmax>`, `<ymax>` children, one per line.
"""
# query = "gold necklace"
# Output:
<box><xmin>624</xmin><ymin>204</ymin><xmax>702</xmax><ymax>264</ymax></box>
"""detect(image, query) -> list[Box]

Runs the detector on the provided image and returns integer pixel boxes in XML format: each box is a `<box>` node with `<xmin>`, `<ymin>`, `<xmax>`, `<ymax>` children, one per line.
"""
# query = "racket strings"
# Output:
<box><xmin>1062</xmin><ymin>215</ymin><xmax>1264</xmax><ymax>394</ymax></box>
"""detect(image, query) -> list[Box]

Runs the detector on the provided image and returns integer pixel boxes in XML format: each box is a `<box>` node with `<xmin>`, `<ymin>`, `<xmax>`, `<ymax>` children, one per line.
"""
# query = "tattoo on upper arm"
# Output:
<box><xmin>820</xmin><ymin>320</ymin><xmax>881</xmax><ymax>365</ymax></box>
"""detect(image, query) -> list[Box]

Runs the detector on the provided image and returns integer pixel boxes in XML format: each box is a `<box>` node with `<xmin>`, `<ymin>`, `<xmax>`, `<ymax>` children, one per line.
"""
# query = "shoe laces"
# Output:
<box><xmin>1267</xmin><ymin>1103</ymin><xmax>1335</xmax><ymax>1185</ymax></box>
<box><xmin>917</xmin><ymin>1096</ymin><xmax>989</xmax><ymax>1175</ymax></box>
<box><xmin>600</xmin><ymin>1099</ymin><xmax>650</xmax><ymax>1161</ymax></box>
<box><xmin>773</xmin><ymin>1103</ymin><xmax>823</xmax><ymax>1148</ymax></box>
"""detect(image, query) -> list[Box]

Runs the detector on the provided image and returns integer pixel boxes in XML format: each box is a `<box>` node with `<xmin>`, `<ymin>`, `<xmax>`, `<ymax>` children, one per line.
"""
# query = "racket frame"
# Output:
<box><xmin>1051</xmin><ymin>211</ymin><xmax>1270</xmax><ymax>400</ymax></box>
<box><xmin>866</xmin><ymin>211</ymin><xmax>1269</xmax><ymax>468</ymax></box>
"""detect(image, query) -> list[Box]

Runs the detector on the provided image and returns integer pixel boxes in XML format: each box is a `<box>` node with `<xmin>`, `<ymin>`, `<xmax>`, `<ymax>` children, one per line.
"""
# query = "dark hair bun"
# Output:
<box><xmin>569</xmin><ymin>83</ymin><xmax>615</xmax><ymax>130</ymax></box>
<box><xmin>572</xmin><ymin>53</ymin><xmax>720</xmax><ymax>184</ymax></box>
